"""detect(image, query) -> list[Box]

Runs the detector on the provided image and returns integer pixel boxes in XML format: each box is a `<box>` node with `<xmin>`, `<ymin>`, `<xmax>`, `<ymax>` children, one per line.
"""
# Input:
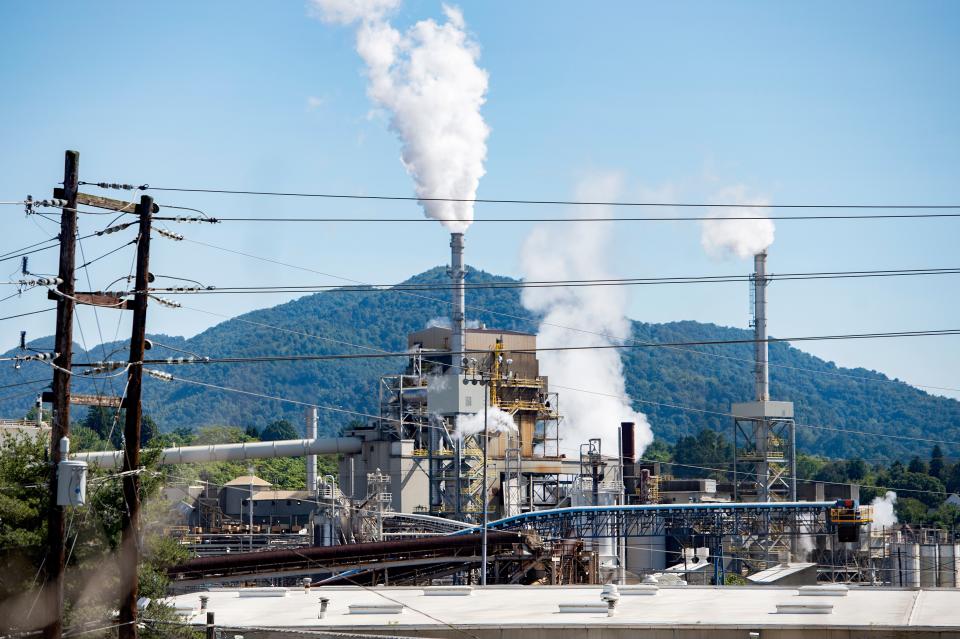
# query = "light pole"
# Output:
<box><xmin>248</xmin><ymin>465</ymin><xmax>255</xmax><ymax>552</ymax></box>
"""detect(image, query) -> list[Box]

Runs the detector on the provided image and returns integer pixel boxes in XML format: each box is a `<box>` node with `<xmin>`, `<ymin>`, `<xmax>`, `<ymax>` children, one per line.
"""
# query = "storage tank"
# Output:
<box><xmin>919</xmin><ymin>544</ymin><xmax>938</xmax><ymax>587</ymax></box>
<box><xmin>889</xmin><ymin>543</ymin><xmax>920</xmax><ymax>587</ymax></box>
<box><xmin>937</xmin><ymin>543</ymin><xmax>959</xmax><ymax>587</ymax></box>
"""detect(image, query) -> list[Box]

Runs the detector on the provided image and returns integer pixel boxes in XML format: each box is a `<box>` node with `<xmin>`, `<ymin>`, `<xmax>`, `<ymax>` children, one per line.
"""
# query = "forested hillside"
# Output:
<box><xmin>2</xmin><ymin>266</ymin><xmax>957</xmax><ymax>459</ymax></box>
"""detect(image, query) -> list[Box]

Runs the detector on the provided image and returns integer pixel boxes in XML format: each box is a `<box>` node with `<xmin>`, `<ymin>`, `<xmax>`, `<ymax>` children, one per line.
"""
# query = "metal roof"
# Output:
<box><xmin>167</xmin><ymin>584</ymin><xmax>960</xmax><ymax>632</ymax></box>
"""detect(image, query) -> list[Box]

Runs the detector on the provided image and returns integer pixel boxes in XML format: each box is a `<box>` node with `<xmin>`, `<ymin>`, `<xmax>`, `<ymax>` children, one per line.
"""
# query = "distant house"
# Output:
<box><xmin>946</xmin><ymin>494</ymin><xmax>960</xmax><ymax>508</ymax></box>
<box><xmin>220</xmin><ymin>475</ymin><xmax>273</xmax><ymax>517</ymax></box>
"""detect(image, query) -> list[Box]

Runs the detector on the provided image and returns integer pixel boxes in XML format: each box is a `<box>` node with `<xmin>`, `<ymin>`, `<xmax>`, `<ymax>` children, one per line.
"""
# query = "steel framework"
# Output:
<box><xmin>456</xmin><ymin>502</ymin><xmax>839</xmax><ymax>540</ymax></box>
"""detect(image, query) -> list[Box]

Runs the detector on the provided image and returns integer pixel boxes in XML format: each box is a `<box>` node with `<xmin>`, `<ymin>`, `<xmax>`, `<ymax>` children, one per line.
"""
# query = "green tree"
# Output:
<box><xmin>260</xmin><ymin>419</ymin><xmax>299</xmax><ymax>441</ymax></box>
<box><xmin>930</xmin><ymin>445</ymin><xmax>946</xmax><ymax>481</ymax></box>
<box><xmin>895</xmin><ymin>497</ymin><xmax>929</xmax><ymax>524</ymax></box>
<box><xmin>946</xmin><ymin>463</ymin><xmax>960</xmax><ymax>494</ymax></box>
<box><xmin>671</xmin><ymin>429</ymin><xmax>733</xmax><ymax>479</ymax></box>
<box><xmin>815</xmin><ymin>462</ymin><xmax>849</xmax><ymax>484</ymax></box>
<box><xmin>643</xmin><ymin>440</ymin><xmax>672</xmax><ymax>463</ymax></box>
<box><xmin>192</xmin><ymin>425</ymin><xmax>253</xmax><ymax>445</ymax></box>
<box><xmin>908</xmin><ymin>456</ymin><xmax>928</xmax><ymax>475</ymax></box>
<box><xmin>80</xmin><ymin>406</ymin><xmax>158</xmax><ymax>449</ymax></box>
<box><xmin>845</xmin><ymin>458</ymin><xmax>867</xmax><ymax>482</ymax></box>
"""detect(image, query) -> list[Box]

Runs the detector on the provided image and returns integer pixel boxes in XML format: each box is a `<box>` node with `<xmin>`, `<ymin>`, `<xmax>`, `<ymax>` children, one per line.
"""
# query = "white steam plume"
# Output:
<box><xmin>456</xmin><ymin>406</ymin><xmax>518</xmax><ymax>439</ymax></box>
<box><xmin>700</xmin><ymin>185</ymin><xmax>775</xmax><ymax>259</ymax></box>
<box><xmin>520</xmin><ymin>173</ymin><xmax>653</xmax><ymax>456</ymax></box>
<box><xmin>870</xmin><ymin>491</ymin><xmax>898</xmax><ymax>528</ymax></box>
<box><xmin>311</xmin><ymin>0</ymin><xmax>490</xmax><ymax>233</ymax></box>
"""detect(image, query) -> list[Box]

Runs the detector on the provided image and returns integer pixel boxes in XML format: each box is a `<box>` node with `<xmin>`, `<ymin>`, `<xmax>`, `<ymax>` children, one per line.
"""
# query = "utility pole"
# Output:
<box><xmin>43</xmin><ymin>150</ymin><xmax>79</xmax><ymax>639</ymax></box>
<box><xmin>118</xmin><ymin>195</ymin><xmax>153</xmax><ymax>639</ymax></box>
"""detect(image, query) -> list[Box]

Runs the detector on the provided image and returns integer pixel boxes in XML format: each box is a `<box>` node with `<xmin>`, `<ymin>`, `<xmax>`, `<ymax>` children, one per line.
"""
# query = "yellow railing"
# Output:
<box><xmin>831</xmin><ymin>505</ymin><xmax>873</xmax><ymax>524</ymax></box>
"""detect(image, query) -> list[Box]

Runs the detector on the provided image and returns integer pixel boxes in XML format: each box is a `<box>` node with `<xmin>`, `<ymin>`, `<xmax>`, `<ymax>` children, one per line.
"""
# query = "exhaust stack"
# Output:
<box><xmin>753</xmin><ymin>251</ymin><xmax>769</xmax><ymax>401</ymax></box>
<box><xmin>449</xmin><ymin>232</ymin><xmax>466</xmax><ymax>363</ymax></box>
<box><xmin>620</xmin><ymin>421</ymin><xmax>636</xmax><ymax>503</ymax></box>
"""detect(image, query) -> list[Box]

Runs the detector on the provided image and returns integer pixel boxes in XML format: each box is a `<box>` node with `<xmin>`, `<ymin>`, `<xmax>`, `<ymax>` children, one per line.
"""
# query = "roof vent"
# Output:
<box><xmin>349</xmin><ymin>603</ymin><xmax>404</xmax><ymax>614</ymax></box>
<box><xmin>619</xmin><ymin>584</ymin><xmax>659</xmax><ymax>596</ymax></box>
<box><xmin>776</xmin><ymin>602</ymin><xmax>834</xmax><ymax>614</ymax></box>
<box><xmin>239</xmin><ymin>588</ymin><xmax>288</xmax><ymax>598</ymax></box>
<box><xmin>797</xmin><ymin>585</ymin><xmax>849</xmax><ymax>597</ymax></box>
<box><xmin>424</xmin><ymin>586</ymin><xmax>473</xmax><ymax>596</ymax></box>
<box><xmin>559</xmin><ymin>603</ymin><xmax>609</xmax><ymax>614</ymax></box>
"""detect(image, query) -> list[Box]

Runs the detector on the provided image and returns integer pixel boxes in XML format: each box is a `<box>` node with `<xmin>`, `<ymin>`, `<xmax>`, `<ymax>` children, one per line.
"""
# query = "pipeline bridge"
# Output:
<box><xmin>168</xmin><ymin>502</ymin><xmax>866</xmax><ymax>587</ymax></box>
<box><xmin>453</xmin><ymin>501</ymin><xmax>845</xmax><ymax>540</ymax></box>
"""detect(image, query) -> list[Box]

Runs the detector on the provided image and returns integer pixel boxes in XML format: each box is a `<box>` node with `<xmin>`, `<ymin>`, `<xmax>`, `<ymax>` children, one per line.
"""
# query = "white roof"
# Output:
<box><xmin>748</xmin><ymin>562</ymin><xmax>818</xmax><ymax>584</ymax></box>
<box><xmin>167</xmin><ymin>585</ymin><xmax>960</xmax><ymax>631</ymax></box>
<box><xmin>223</xmin><ymin>475</ymin><xmax>272</xmax><ymax>487</ymax></box>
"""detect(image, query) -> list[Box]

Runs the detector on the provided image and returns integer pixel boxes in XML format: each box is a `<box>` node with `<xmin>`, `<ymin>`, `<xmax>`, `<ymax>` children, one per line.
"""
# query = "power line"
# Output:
<box><xmin>113</xmin><ymin>183</ymin><xmax>960</xmax><ymax>211</ymax></box>
<box><xmin>142</xmin><ymin>266</ymin><xmax>960</xmax><ymax>295</ymax></box>
<box><xmin>73</xmin><ymin>328</ymin><xmax>960</xmax><ymax>367</ymax></box>
<box><xmin>0</xmin><ymin>308</ymin><xmax>54</xmax><ymax>322</ymax></box>
<box><xmin>133</xmin><ymin>347</ymin><xmax>960</xmax><ymax>450</ymax></box>
<box><xmin>198</xmin><ymin>212</ymin><xmax>960</xmax><ymax>222</ymax></box>
<box><xmin>180</xmin><ymin>238</ymin><xmax>958</xmax><ymax>393</ymax></box>
<box><xmin>634</xmin><ymin>456</ymin><xmax>949</xmax><ymax>498</ymax></box>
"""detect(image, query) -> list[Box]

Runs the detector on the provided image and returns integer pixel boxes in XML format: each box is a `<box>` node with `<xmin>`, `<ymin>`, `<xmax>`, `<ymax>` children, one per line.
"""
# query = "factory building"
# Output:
<box><xmin>339</xmin><ymin>325</ymin><xmax>581</xmax><ymax>522</ymax></box>
<box><xmin>168</xmin><ymin>584</ymin><xmax>960</xmax><ymax>638</ymax></box>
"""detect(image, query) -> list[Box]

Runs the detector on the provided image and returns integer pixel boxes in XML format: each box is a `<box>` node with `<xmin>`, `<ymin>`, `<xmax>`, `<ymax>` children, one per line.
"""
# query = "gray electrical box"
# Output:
<box><xmin>57</xmin><ymin>460</ymin><xmax>88</xmax><ymax>506</ymax></box>
<box><xmin>427</xmin><ymin>374</ymin><xmax>486</xmax><ymax>415</ymax></box>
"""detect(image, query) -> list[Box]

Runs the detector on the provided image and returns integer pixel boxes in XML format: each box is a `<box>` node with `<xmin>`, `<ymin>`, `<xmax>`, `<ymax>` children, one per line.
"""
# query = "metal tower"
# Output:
<box><xmin>733</xmin><ymin>252</ymin><xmax>796</xmax><ymax>503</ymax></box>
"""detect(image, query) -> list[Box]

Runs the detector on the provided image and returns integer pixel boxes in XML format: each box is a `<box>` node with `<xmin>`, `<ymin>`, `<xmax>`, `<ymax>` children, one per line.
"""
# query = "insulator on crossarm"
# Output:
<box><xmin>156</xmin><ymin>228</ymin><xmax>184</xmax><ymax>241</ymax></box>
<box><xmin>151</xmin><ymin>296</ymin><xmax>181</xmax><ymax>308</ymax></box>
<box><xmin>97</xmin><ymin>222</ymin><xmax>134</xmax><ymax>236</ymax></box>
<box><xmin>83</xmin><ymin>361</ymin><xmax>126</xmax><ymax>375</ymax></box>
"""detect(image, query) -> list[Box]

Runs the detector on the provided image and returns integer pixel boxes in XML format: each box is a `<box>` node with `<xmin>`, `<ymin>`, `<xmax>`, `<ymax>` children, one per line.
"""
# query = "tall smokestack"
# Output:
<box><xmin>306</xmin><ymin>407</ymin><xmax>318</xmax><ymax>493</ymax></box>
<box><xmin>753</xmin><ymin>251</ymin><xmax>769</xmax><ymax>401</ymax></box>
<box><xmin>450</xmin><ymin>232</ymin><xmax>466</xmax><ymax>364</ymax></box>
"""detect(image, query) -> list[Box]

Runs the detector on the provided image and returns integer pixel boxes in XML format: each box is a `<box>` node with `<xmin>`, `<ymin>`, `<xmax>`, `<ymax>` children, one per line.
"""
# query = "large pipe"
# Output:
<box><xmin>305</xmin><ymin>407</ymin><xmax>318</xmax><ymax>493</ymax></box>
<box><xmin>73</xmin><ymin>436</ymin><xmax>362</xmax><ymax>470</ymax></box>
<box><xmin>449</xmin><ymin>232</ymin><xmax>466</xmax><ymax>363</ymax></box>
<box><xmin>753</xmin><ymin>251</ymin><xmax>769</xmax><ymax>401</ymax></box>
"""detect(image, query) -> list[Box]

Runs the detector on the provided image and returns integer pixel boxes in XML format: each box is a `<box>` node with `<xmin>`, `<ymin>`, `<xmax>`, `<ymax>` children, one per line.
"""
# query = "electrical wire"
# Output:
<box><xmin>632</xmin><ymin>455</ymin><xmax>950</xmax><ymax>498</ymax></box>
<box><xmin>198</xmin><ymin>212</ymin><xmax>960</xmax><ymax>222</ymax></box>
<box><xmin>0</xmin><ymin>308</ymin><xmax>54</xmax><ymax>321</ymax></box>
<box><xmin>180</xmin><ymin>237</ymin><xmax>959</xmax><ymax>393</ymax></box>
<box><xmin>74</xmin><ymin>328</ymin><xmax>960</xmax><ymax>367</ymax></box>
<box><xmin>144</xmin><ymin>266</ymin><xmax>960</xmax><ymax>295</ymax></box>
<box><xmin>119</xmin><ymin>183</ymin><xmax>960</xmax><ymax>211</ymax></box>
<box><xmin>0</xmin><ymin>237</ymin><xmax>60</xmax><ymax>261</ymax></box>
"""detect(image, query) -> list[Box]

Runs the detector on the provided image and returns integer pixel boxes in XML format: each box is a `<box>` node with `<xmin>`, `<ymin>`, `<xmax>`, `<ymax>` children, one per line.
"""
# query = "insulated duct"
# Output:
<box><xmin>72</xmin><ymin>436</ymin><xmax>362</xmax><ymax>470</ymax></box>
<box><xmin>753</xmin><ymin>251</ymin><xmax>769</xmax><ymax>401</ymax></box>
<box><xmin>449</xmin><ymin>232</ymin><xmax>466</xmax><ymax>363</ymax></box>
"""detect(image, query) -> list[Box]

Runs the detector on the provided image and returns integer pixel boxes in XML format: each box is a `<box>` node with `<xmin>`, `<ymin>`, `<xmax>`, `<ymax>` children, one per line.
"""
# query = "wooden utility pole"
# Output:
<box><xmin>43</xmin><ymin>150</ymin><xmax>79</xmax><ymax>639</ymax></box>
<box><xmin>118</xmin><ymin>195</ymin><xmax>153</xmax><ymax>639</ymax></box>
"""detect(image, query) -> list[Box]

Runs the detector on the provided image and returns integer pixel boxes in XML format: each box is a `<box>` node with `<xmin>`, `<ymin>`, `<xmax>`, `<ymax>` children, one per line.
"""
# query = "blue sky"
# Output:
<box><xmin>1</xmin><ymin>1</ymin><xmax>958</xmax><ymax>399</ymax></box>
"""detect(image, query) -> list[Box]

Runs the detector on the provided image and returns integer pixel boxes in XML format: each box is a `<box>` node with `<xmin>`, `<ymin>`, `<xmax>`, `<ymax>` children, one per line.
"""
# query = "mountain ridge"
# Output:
<box><xmin>2</xmin><ymin>266</ymin><xmax>957</xmax><ymax>460</ymax></box>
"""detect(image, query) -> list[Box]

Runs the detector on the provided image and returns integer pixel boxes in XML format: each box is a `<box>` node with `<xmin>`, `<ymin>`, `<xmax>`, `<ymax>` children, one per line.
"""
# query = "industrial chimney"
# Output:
<box><xmin>449</xmin><ymin>232</ymin><xmax>466</xmax><ymax>363</ymax></box>
<box><xmin>752</xmin><ymin>251</ymin><xmax>769</xmax><ymax>402</ymax></box>
<box><xmin>620</xmin><ymin>421</ymin><xmax>636</xmax><ymax>504</ymax></box>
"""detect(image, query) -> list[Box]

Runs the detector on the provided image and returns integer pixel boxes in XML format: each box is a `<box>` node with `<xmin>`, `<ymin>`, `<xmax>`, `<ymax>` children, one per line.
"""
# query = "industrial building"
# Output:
<box><xmin>167</xmin><ymin>584</ymin><xmax>960</xmax><ymax>638</ymax></box>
